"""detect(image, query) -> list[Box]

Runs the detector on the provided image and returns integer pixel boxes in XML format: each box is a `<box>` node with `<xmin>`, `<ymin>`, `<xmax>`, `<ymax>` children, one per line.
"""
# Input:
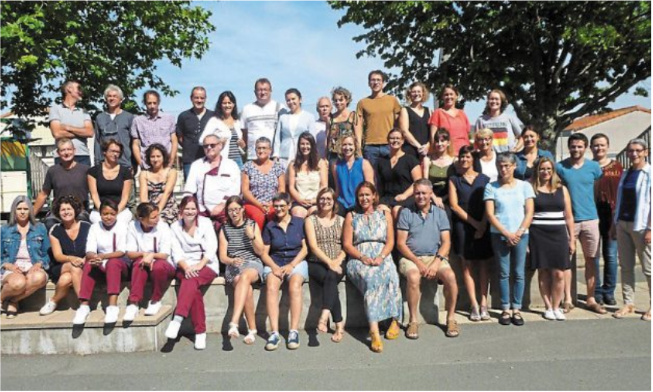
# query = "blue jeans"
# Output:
<box><xmin>491</xmin><ymin>233</ymin><xmax>529</xmax><ymax>311</ymax></box>
<box><xmin>594</xmin><ymin>232</ymin><xmax>618</xmax><ymax>300</ymax></box>
<box><xmin>362</xmin><ymin>144</ymin><xmax>390</xmax><ymax>169</ymax></box>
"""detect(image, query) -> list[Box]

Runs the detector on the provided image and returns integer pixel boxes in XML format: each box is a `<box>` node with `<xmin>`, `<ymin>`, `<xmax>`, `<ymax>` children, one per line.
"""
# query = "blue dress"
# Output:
<box><xmin>346</xmin><ymin>210</ymin><xmax>402</xmax><ymax>322</ymax></box>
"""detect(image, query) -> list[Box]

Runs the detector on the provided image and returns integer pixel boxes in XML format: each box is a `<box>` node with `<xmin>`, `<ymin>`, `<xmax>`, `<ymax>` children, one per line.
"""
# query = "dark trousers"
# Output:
<box><xmin>308</xmin><ymin>261</ymin><xmax>344</xmax><ymax>323</ymax></box>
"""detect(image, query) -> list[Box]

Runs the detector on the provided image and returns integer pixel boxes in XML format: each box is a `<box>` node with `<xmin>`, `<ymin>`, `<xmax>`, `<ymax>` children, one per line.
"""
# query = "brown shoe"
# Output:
<box><xmin>446</xmin><ymin>319</ymin><xmax>460</xmax><ymax>338</ymax></box>
<box><xmin>405</xmin><ymin>322</ymin><xmax>419</xmax><ymax>340</ymax></box>
<box><xmin>586</xmin><ymin>302</ymin><xmax>607</xmax><ymax>315</ymax></box>
<box><xmin>563</xmin><ymin>302</ymin><xmax>575</xmax><ymax>314</ymax></box>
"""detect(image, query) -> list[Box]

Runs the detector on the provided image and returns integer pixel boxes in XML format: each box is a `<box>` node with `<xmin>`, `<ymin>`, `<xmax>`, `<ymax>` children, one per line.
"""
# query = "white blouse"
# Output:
<box><xmin>170</xmin><ymin>216</ymin><xmax>219</xmax><ymax>274</ymax></box>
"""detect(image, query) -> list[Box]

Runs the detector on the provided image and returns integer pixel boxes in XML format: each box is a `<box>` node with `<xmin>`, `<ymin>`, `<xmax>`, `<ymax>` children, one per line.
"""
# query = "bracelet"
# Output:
<box><xmin>436</xmin><ymin>254</ymin><xmax>449</xmax><ymax>263</ymax></box>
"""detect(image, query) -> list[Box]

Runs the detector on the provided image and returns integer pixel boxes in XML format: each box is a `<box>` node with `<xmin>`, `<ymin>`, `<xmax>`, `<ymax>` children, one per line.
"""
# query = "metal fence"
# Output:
<box><xmin>616</xmin><ymin>126</ymin><xmax>650</xmax><ymax>168</ymax></box>
<box><xmin>28</xmin><ymin>153</ymin><xmax>50</xmax><ymax>199</ymax></box>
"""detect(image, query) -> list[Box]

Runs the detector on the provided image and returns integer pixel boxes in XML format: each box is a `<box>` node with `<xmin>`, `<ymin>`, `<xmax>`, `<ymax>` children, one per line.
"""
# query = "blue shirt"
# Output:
<box><xmin>617</xmin><ymin>169</ymin><xmax>641</xmax><ymax>222</ymax></box>
<box><xmin>1</xmin><ymin>223</ymin><xmax>51</xmax><ymax>270</ymax></box>
<box><xmin>263</xmin><ymin>216</ymin><xmax>305</xmax><ymax>266</ymax></box>
<box><xmin>336</xmin><ymin>158</ymin><xmax>365</xmax><ymax>209</ymax></box>
<box><xmin>515</xmin><ymin>149</ymin><xmax>553</xmax><ymax>180</ymax></box>
<box><xmin>484</xmin><ymin>179</ymin><xmax>536</xmax><ymax>234</ymax></box>
<box><xmin>556</xmin><ymin>159</ymin><xmax>602</xmax><ymax>222</ymax></box>
<box><xmin>397</xmin><ymin>204</ymin><xmax>450</xmax><ymax>256</ymax></box>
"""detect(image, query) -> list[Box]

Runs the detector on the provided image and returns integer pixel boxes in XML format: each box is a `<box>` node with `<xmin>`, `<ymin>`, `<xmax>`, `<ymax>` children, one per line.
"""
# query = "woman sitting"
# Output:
<box><xmin>1</xmin><ymin>196</ymin><xmax>50</xmax><ymax>318</ymax></box>
<box><xmin>123</xmin><ymin>202</ymin><xmax>176</xmax><ymax>322</ymax></box>
<box><xmin>73</xmin><ymin>199</ymin><xmax>131</xmax><ymax>325</ymax></box>
<box><xmin>261</xmin><ymin>193</ymin><xmax>309</xmax><ymax>351</ymax></box>
<box><xmin>305</xmin><ymin>188</ymin><xmax>347</xmax><ymax>342</ymax></box>
<box><xmin>242</xmin><ymin>137</ymin><xmax>286</xmax><ymax>230</ymax></box>
<box><xmin>343</xmin><ymin>182</ymin><xmax>402</xmax><ymax>353</ymax></box>
<box><xmin>332</xmin><ymin>134</ymin><xmax>375</xmax><ymax>216</ymax></box>
<box><xmin>288</xmin><ymin>132</ymin><xmax>328</xmax><ymax>218</ymax></box>
<box><xmin>88</xmin><ymin>139</ymin><xmax>133</xmax><ymax>225</ymax></box>
<box><xmin>220</xmin><ymin>196</ymin><xmax>265</xmax><ymax>345</ymax></box>
<box><xmin>139</xmin><ymin>144</ymin><xmax>178</xmax><ymax>225</ymax></box>
<box><xmin>165</xmin><ymin>196</ymin><xmax>220</xmax><ymax>350</ymax></box>
<box><xmin>39</xmin><ymin>195</ymin><xmax>91</xmax><ymax>316</ymax></box>
<box><xmin>423</xmin><ymin>128</ymin><xmax>456</xmax><ymax>209</ymax></box>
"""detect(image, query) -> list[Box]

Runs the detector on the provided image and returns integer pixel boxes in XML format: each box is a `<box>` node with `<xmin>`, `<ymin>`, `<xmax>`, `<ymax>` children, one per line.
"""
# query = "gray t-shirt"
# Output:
<box><xmin>397</xmin><ymin>204</ymin><xmax>450</xmax><ymax>256</ymax></box>
<box><xmin>94</xmin><ymin>111</ymin><xmax>134</xmax><ymax>168</ymax></box>
<box><xmin>474</xmin><ymin>112</ymin><xmax>523</xmax><ymax>153</ymax></box>
<box><xmin>49</xmin><ymin>103</ymin><xmax>92</xmax><ymax>156</ymax></box>
<box><xmin>42</xmin><ymin>163</ymin><xmax>90</xmax><ymax>206</ymax></box>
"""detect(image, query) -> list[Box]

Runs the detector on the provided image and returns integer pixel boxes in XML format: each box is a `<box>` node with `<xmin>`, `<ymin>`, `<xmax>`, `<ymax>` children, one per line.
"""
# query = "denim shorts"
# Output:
<box><xmin>262</xmin><ymin>260</ymin><xmax>309</xmax><ymax>282</ymax></box>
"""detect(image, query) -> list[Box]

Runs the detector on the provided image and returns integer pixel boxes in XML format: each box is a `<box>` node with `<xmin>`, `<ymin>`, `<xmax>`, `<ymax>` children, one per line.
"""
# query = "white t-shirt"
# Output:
<box><xmin>479</xmin><ymin>154</ymin><xmax>498</xmax><ymax>182</ymax></box>
<box><xmin>86</xmin><ymin>221</ymin><xmax>128</xmax><ymax>255</ymax></box>
<box><xmin>240</xmin><ymin>100</ymin><xmax>282</xmax><ymax>159</ymax></box>
<box><xmin>170</xmin><ymin>216</ymin><xmax>220</xmax><ymax>274</ymax></box>
<box><xmin>126</xmin><ymin>220</ymin><xmax>174</xmax><ymax>267</ymax></box>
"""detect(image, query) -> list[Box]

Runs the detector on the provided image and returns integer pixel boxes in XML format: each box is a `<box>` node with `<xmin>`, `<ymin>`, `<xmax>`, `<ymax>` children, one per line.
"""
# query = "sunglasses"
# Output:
<box><xmin>203</xmin><ymin>143</ymin><xmax>218</xmax><ymax>149</ymax></box>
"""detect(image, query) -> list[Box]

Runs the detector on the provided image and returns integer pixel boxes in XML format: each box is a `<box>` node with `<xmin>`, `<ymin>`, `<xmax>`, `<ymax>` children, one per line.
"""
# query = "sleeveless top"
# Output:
<box><xmin>308</xmin><ymin>215</ymin><xmax>344</xmax><ymax>262</ymax></box>
<box><xmin>50</xmin><ymin>221</ymin><xmax>91</xmax><ymax>258</ymax></box>
<box><xmin>328</xmin><ymin>112</ymin><xmax>357</xmax><ymax>155</ymax></box>
<box><xmin>221</xmin><ymin>219</ymin><xmax>260</xmax><ymax>262</ymax></box>
<box><xmin>403</xmin><ymin>106</ymin><xmax>431</xmax><ymax>156</ymax></box>
<box><xmin>428</xmin><ymin>160</ymin><xmax>454</xmax><ymax>198</ymax></box>
<box><xmin>228</xmin><ymin>126</ymin><xmax>240</xmax><ymax>162</ymax></box>
<box><xmin>15</xmin><ymin>239</ymin><xmax>33</xmax><ymax>272</ymax></box>
<box><xmin>335</xmin><ymin>157</ymin><xmax>365</xmax><ymax>209</ymax></box>
<box><xmin>145</xmin><ymin>169</ymin><xmax>179</xmax><ymax>224</ymax></box>
<box><xmin>532</xmin><ymin>187</ymin><xmax>566</xmax><ymax>226</ymax></box>
<box><xmin>295</xmin><ymin>170</ymin><xmax>321</xmax><ymax>201</ymax></box>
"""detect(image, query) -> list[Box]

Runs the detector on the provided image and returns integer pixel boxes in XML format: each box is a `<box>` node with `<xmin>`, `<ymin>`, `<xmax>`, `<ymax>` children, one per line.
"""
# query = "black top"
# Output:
<box><xmin>50</xmin><ymin>221</ymin><xmax>91</xmax><ymax>258</ymax></box>
<box><xmin>88</xmin><ymin>164</ymin><xmax>133</xmax><ymax>204</ymax></box>
<box><xmin>42</xmin><ymin>163</ymin><xmax>90</xmax><ymax>206</ymax></box>
<box><xmin>376</xmin><ymin>154</ymin><xmax>420</xmax><ymax>198</ymax></box>
<box><xmin>176</xmin><ymin>108</ymin><xmax>216</xmax><ymax>163</ymax></box>
<box><xmin>450</xmin><ymin>172</ymin><xmax>491</xmax><ymax>222</ymax></box>
<box><xmin>402</xmin><ymin>106</ymin><xmax>431</xmax><ymax>157</ymax></box>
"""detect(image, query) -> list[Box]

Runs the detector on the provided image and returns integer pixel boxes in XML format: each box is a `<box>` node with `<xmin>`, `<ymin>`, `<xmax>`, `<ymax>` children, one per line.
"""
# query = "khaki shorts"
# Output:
<box><xmin>399</xmin><ymin>255</ymin><xmax>451</xmax><ymax>277</ymax></box>
<box><xmin>574</xmin><ymin>219</ymin><xmax>600</xmax><ymax>259</ymax></box>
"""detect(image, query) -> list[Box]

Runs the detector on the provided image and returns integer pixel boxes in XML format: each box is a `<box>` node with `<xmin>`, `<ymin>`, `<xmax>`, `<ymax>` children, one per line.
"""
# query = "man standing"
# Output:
<box><xmin>313</xmin><ymin>97</ymin><xmax>332</xmax><ymax>160</ymax></box>
<box><xmin>557</xmin><ymin>133</ymin><xmax>605</xmax><ymax>314</ymax></box>
<box><xmin>590</xmin><ymin>133</ymin><xmax>623</xmax><ymax>306</ymax></box>
<box><xmin>241</xmin><ymin>78</ymin><xmax>284</xmax><ymax>160</ymax></box>
<box><xmin>131</xmin><ymin>90</ymin><xmax>178</xmax><ymax>169</ymax></box>
<box><xmin>49</xmin><ymin>81</ymin><xmax>94</xmax><ymax>165</ymax></box>
<box><xmin>396</xmin><ymin>179</ymin><xmax>459</xmax><ymax>339</ymax></box>
<box><xmin>176</xmin><ymin>86</ymin><xmax>215</xmax><ymax>179</ymax></box>
<box><xmin>94</xmin><ymin>85</ymin><xmax>134</xmax><ymax>169</ymax></box>
<box><xmin>354</xmin><ymin>70</ymin><xmax>401</xmax><ymax>168</ymax></box>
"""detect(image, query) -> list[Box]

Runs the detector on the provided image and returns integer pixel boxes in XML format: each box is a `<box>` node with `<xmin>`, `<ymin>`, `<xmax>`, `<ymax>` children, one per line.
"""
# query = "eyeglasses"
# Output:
<box><xmin>203</xmin><ymin>143</ymin><xmax>218</xmax><ymax>149</ymax></box>
<box><xmin>106</xmin><ymin>149</ymin><xmax>121</xmax><ymax>155</ymax></box>
<box><xmin>628</xmin><ymin>149</ymin><xmax>645</xmax><ymax>154</ymax></box>
<box><xmin>227</xmin><ymin>207</ymin><xmax>243</xmax><ymax>214</ymax></box>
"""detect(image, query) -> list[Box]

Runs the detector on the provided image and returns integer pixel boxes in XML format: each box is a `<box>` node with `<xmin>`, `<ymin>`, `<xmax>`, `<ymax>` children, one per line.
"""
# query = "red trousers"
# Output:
<box><xmin>128</xmin><ymin>258</ymin><xmax>176</xmax><ymax>304</ymax></box>
<box><xmin>79</xmin><ymin>258</ymin><xmax>128</xmax><ymax>301</ymax></box>
<box><xmin>243</xmin><ymin>204</ymin><xmax>276</xmax><ymax>231</ymax></box>
<box><xmin>174</xmin><ymin>267</ymin><xmax>218</xmax><ymax>334</ymax></box>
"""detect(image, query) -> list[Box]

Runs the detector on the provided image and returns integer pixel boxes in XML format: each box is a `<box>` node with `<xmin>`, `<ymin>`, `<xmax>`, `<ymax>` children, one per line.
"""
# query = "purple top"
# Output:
<box><xmin>130</xmin><ymin>112</ymin><xmax>176</xmax><ymax>168</ymax></box>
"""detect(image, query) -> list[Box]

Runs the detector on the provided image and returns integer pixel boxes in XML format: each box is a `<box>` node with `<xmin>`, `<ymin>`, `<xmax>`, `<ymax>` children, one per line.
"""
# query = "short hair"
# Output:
<box><xmin>178</xmin><ymin>195</ymin><xmax>199</xmax><ymax>225</ymax></box>
<box><xmin>590</xmin><ymin>133</ymin><xmax>610</xmax><ymax>146</ymax></box>
<box><xmin>215</xmin><ymin>91</ymin><xmax>239</xmax><ymax>120</ymax></box>
<box><xmin>531</xmin><ymin>157</ymin><xmax>562</xmax><ymax>195</ymax></box>
<box><xmin>99</xmin><ymin>199</ymin><xmax>119</xmax><ymax>213</ymax></box>
<box><xmin>483</xmin><ymin>89</ymin><xmax>508</xmax><ymax>114</ymax></box>
<box><xmin>190</xmin><ymin>86</ymin><xmax>206</xmax><ymax>98</ymax></box>
<box><xmin>431</xmin><ymin>128</ymin><xmax>455</xmax><ymax>156</ymax></box>
<box><xmin>628</xmin><ymin>138</ymin><xmax>649</xmax><ymax>151</ymax></box>
<box><xmin>143</xmin><ymin>90</ymin><xmax>160</xmax><ymax>104</ymax></box>
<box><xmin>337</xmin><ymin>134</ymin><xmax>359</xmax><ymax>158</ymax></box>
<box><xmin>202</xmin><ymin>133</ymin><xmax>226</xmax><ymax>147</ymax></box>
<box><xmin>405</xmin><ymin>82</ymin><xmax>430</xmax><ymax>104</ymax></box>
<box><xmin>254</xmin><ymin>78</ymin><xmax>272</xmax><ymax>90</ymax></box>
<box><xmin>56</xmin><ymin>138</ymin><xmax>75</xmax><ymax>151</ymax></box>
<box><xmin>136</xmin><ymin>202</ymin><xmax>158</xmax><ymax>219</ymax></box>
<box><xmin>439</xmin><ymin>84</ymin><xmax>460</xmax><ymax>100</ymax></box>
<box><xmin>256</xmin><ymin>136</ymin><xmax>272</xmax><ymax>147</ymax></box>
<box><xmin>53</xmin><ymin>195</ymin><xmax>83</xmax><ymax>220</ymax></box>
<box><xmin>458</xmin><ymin>145</ymin><xmax>475</xmax><ymax>157</ymax></box>
<box><xmin>104</xmin><ymin>84</ymin><xmax>124</xmax><ymax>100</ymax></box>
<box><xmin>496</xmin><ymin>151</ymin><xmax>517</xmax><ymax>167</ymax></box>
<box><xmin>315</xmin><ymin>97</ymin><xmax>331</xmax><ymax>112</ymax></box>
<box><xmin>387</xmin><ymin>128</ymin><xmax>404</xmax><ymax>141</ymax></box>
<box><xmin>413</xmin><ymin>178</ymin><xmax>433</xmax><ymax>190</ymax></box>
<box><xmin>331</xmin><ymin>87</ymin><xmax>352</xmax><ymax>106</ymax></box>
<box><xmin>293</xmin><ymin>132</ymin><xmax>320</xmax><ymax>172</ymax></box>
<box><xmin>368</xmin><ymin>70</ymin><xmax>386</xmax><ymax>82</ymax></box>
<box><xmin>61</xmin><ymin>80</ymin><xmax>80</xmax><ymax>97</ymax></box>
<box><xmin>568</xmin><ymin>132</ymin><xmax>589</xmax><ymax>148</ymax></box>
<box><xmin>316</xmin><ymin>188</ymin><xmax>338</xmax><ymax>218</ymax></box>
<box><xmin>8</xmin><ymin>195</ymin><xmax>36</xmax><ymax>226</ymax></box>
<box><xmin>145</xmin><ymin>143</ymin><xmax>170</xmax><ymax>167</ymax></box>
<box><xmin>100</xmin><ymin>138</ymin><xmax>123</xmax><ymax>157</ymax></box>
<box><xmin>355</xmin><ymin>181</ymin><xmax>379</xmax><ymax>210</ymax></box>
<box><xmin>474</xmin><ymin>128</ymin><xmax>494</xmax><ymax>144</ymax></box>
<box><xmin>285</xmin><ymin>88</ymin><xmax>302</xmax><ymax>100</ymax></box>
<box><xmin>272</xmin><ymin>192</ymin><xmax>291</xmax><ymax>206</ymax></box>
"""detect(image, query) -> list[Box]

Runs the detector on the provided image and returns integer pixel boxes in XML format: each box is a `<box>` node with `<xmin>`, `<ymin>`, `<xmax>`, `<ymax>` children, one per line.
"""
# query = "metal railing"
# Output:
<box><xmin>616</xmin><ymin>126</ymin><xmax>650</xmax><ymax>168</ymax></box>
<box><xmin>28</xmin><ymin>153</ymin><xmax>51</xmax><ymax>199</ymax></box>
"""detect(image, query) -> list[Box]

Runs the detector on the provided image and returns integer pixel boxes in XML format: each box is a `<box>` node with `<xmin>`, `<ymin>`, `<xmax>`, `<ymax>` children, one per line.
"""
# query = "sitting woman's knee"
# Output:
<box><xmin>291</xmin><ymin>206</ymin><xmax>308</xmax><ymax>218</ymax></box>
<box><xmin>6</xmin><ymin>275</ymin><xmax>27</xmax><ymax>292</ymax></box>
<box><xmin>57</xmin><ymin>273</ymin><xmax>72</xmax><ymax>287</ymax></box>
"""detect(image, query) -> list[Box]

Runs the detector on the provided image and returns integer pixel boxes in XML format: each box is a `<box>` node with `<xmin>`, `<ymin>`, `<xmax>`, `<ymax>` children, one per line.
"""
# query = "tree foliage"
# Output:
<box><xmin>1</xmin><ymin>1</ymin><xmax>215</xmax><ymax>121</ymax></box>
<box><xmin>330</xmin><ymin>1</ymin><xmax>651</xmax><ymax>150</ymax></box>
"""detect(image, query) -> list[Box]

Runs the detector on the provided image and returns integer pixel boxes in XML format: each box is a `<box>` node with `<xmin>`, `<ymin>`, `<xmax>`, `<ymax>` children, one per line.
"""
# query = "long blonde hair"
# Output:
<box><xmin>531</xmin><ymin>157</ymin><xmax>562</xmax><ymax>195</ymax></box>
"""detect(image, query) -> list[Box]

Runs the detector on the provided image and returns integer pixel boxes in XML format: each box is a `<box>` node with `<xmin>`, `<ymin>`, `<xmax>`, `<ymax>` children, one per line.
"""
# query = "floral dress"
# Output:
<box><xmin>346</xmin><ymin>210</ymin><xmax>402</xmax><ymax>322</ymax></box>
<box><xmin>145</xmin><ymin>169</ymin><xmax>178</xmax><ymax>224</ymax></box>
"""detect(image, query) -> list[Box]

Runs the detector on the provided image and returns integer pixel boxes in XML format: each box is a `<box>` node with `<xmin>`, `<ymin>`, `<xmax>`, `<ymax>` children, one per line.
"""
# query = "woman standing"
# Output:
<box><xmin>200</xmin><ymin>91</ymin><xmax>245</xmax><ymax>168</ymax></box>
<box><xmin>449</xmin><ymin>146</ymin><xmax>493</xmax><ymax>321</ymax></box>
<box><xmin>474</xmin><ymin>89</ymin><xmax>524</xmax><ymax>152</ymax></box>
<box><xmin>429</xmin><ymin>84</ymin><xmax>471</xmax><ymax>153</ymax></box>
<box><xmin>332</xmin><ymin>134</ymin><xmax>375</xmax><ymax>216</ymax></box>
<box><xmin>1</xmin><ymin>196</ymin><xmax>50</xmax><ymax>318</ymax></box>
<box><xmin>398</xmin><ymin>82</ymin><xmax>431</xmax><ymax>158</ymax></box>
<box><xmin>343</xmin><ymin>182</ymin><xmax>402</xmax><ymax>353</ymax></box>
<box><xmin>327</xmin><ymin>87</ymin><xmax>357</xmax><ymax>164</ymax></box>
<box><xmin>529</xmin><ymin>158</ymin><xmax>575</xmax><ymax>321</ymax></box>
<box><xmin>612</xmin><ymin>139</ymin><xmax>651</xmax><ymax>321</ymax></box>
<box><xmin>220</xmin><ymin>196</ymin><xmax>264</xmax><ymax>345</ymax></box>
<box><xmin>165</xmin><ymin>196</ymin><xmax>220</xmax><ymax>350</ymax></box>
<box><xmin>515</xmin><ymin>125</ymin><xmax>553</xmax><ymax>181</ymax></box>
<box><xmin>39</xmin><ymin>196</ymin><xmax>91</xmax><ymax>316</ymax></box>
<box><xmin>484</xmin><ymin>152</ymin><xmax>534</xmax><ymax>326</ymax></box>
<box><xmin>473</xmin><ymin>128</ymin><xmax>499</xmax><ymax>182</ymax></box>
<box><xmin>139</xmin><ymin>144</ymin><xmax>178</xmax><ymax>225</ymax></box>
<box><xmin>242</xmin><ymin>137</ymin><xmax>286</xmax><ymax>230</ymax></box>
<box><xmin>74</xmin><ymin>199</ymin><xmax>130</xmax><ymax>325</ymax></box>
<box><xmin>305</xmin><ymin>188</ymin><xmax>347</xmax><ymax>342</ymax></box>
<box><xmin>88</xmin><ymin>139</ymin><xmax>133</xmax><ymax>225</ymax></box>
<box><xmin>423</xmin><ymin>128</ymin><xmax>456</xmax><ymax>209</ymax></box>
<box><xmin>288</xmin><ymin>132</ymin><xmax>328</xmax><ymax>218</ymax></box>
<box><xmin>273</xmin><ymin>88</ymin><xmax>316</xmax><ymax>169</ymax></box>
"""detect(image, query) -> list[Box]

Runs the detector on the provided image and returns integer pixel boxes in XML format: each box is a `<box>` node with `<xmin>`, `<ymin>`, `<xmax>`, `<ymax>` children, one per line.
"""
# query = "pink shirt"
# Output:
<box><xmin>428</xmin><ymin>108</ymin><xmax>470</xmax><ymax>153</ymax></box>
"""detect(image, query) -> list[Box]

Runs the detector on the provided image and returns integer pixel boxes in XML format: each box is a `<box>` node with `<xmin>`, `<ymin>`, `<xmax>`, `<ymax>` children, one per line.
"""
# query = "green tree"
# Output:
<box><xmin>330</xmin><ymin>1</ymin><xmax>651</xmax><ymax>150</ymax></box>
<box><xmin>1</xmin><ymin>1</ymin><xmax>214</xmax><ymax>121</ymax></box>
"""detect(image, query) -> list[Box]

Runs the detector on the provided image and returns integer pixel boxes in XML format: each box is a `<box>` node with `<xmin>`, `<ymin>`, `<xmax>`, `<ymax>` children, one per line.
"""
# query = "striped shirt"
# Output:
<box><xmin>531</xmin><ymin>188</ymin><xmax>566</xmax><ymax>226</ymax></box>
<box><xmin>221</xmin><ymin>219</ymin><xmax>259</xmax><ymax>262</ymax></box>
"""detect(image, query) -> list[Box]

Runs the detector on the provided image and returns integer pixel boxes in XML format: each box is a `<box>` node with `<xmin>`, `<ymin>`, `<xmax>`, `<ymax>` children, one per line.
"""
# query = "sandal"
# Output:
<box><xmin>317</xmin><ymin>316</ymin><xmax>329</xmax><ymax>334</ymax></box>
<box><xmin>243</xmin><ymin>329</ymin><xmax>257</xmax><ymax>345</ymax></box>
<box><xmin>612</xmin><ymin>305</ymin><xmax>635</xmax><ymax>319</ymax></box>
<box><xmin>331</xmin><ymin>324</ymin><xmax>345</xmax><ymax>343</ymax></box>
<box><xmin>480</xmin><ymin>306</ymin><xmax>491</xmax><ymax>321</ymax></box>
<box><xmin>228</xmin><ymin>322</ymin><xmax>240</xmax><ymax>339</ymax></box>
<box><xmin>385</xmin><ymin>319</ymin><xmax>400</xmax><ymax>340</ymax></box>
<box><xmin>642</xmin><ymin>310</ymin><xmax>651</xmax><ymax>322</ymax></box>
<box><xmin>586</xmin><ymin>302</ymin><xmax>607</xmax><ymax>315</ymax></box>
<box><xmin>445</xmin><ymin>319</ymin><xmax>459</xmax><ymax>338</ymax></box>
<box><xmin>405</xmin><ymin>322</ymin><xmax>419</xmax><ymax>340</ymax></box>
<box><xmin>6</xmin><ymin>301</ymin><xmax>18</xmax><ymax>319</ymax></box>
<box><xmin>469</xmin><ymin>306</ymin><xmax>481</xmax><ymax>322</ymax></box>
<box><xmin>563</xmin><ymin>302</ymin><xmax>575</xmax><ymax>314</ymax></box>
<box><xmin>370</xmin><ymin>331</ymin><xmax>383</xmax><ymax>353</ymax></box>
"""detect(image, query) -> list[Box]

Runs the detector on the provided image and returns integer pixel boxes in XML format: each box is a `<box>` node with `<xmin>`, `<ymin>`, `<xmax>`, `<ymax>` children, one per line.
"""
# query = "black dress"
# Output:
<box><xmin>450</xmin><ymin>173</ymin><xmax>493</xmax><ymax>260</ymax></box>
<box><xmin>48</xmin><ymin>221</ymin><xmax>91</xmax><ymax>282</ymax></box>
<box><xmin>529</xmin><ymin>188</ymin><xmax>570</xmax><ymax>270</ymax></box>
<box><xmin>402</xmin><ymin>106</ymin><xmax>431</xmax><ymax>157</ymax></box>
<box><xmin>376</xmin><ymin>154</ymin><xmax>420</xmax><ymax>207</ymax></box>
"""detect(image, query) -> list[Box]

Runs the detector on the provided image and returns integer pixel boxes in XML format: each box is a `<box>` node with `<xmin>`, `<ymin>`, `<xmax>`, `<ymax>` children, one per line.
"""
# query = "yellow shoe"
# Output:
<box><xmin>385</xmin><ymin>319</ymin><xmax>400</xmax><ymax>340</ymax></box>
<box><xmin>370</xmin><ymin>331</ymin><xmax>383</xmax><ymax>353</ymax></box>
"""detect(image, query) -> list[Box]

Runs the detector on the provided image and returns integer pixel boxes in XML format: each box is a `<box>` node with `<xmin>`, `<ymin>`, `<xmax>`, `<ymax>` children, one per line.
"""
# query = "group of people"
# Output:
<box><xmin>1</xmin><ymin>71</ymin><xmax>650</xmax><ymax>354</ymax></box>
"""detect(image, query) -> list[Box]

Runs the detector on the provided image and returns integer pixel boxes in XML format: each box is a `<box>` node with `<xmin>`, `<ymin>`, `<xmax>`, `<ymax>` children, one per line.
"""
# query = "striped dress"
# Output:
<box><xmin>529</xmin><ymin>187</ymin><xmax>570</xmax><ymax>270</ymax></box>
<box><xmin>221</xmin><ymin>219</ymin><xmax>264</xmax><ymax>283</ymax></box>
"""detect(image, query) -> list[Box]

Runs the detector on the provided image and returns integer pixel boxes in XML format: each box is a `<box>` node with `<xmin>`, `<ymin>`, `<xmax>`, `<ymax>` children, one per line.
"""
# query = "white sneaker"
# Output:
<box><xmin>144</xmin><ymin>301</ymin><xmax>162</xmax><ymax>316</ymax></box>
<box><xmin>123</xmin><ymin>304</ymin><xmax>139</xmax><ymax>321</ymax></box>
<box><xmin>73</xmin><ymin>305</ymin><xmax>91</xmax><ymax>325</ymax></box>
<box><xmin>194</xmin><ymin>333</ymin><xmax>207</xmax><ymax>350</ymax></box>
<box><xmin>39</xmin><ymin>300</ymin><xmax>57</xmax><ymax>316</ymax></box>
<box><xmin>165</xmin><ymin>320</ymin><xmax>181</xmax><ymax>339</ymax></box>
<box><xmin>104</xmin><ymin>306</ymin><xmax>120</xmax><ymax>324</ymax></box>
<box><xmin>553</xmin><ymin>308</ymin><xmax>566</xmax><ymax>321</ymax></box>
<box><xmin>543</xmin><ymin>309</ymin><xmax>555</xmax><ymax>320</ymax></box>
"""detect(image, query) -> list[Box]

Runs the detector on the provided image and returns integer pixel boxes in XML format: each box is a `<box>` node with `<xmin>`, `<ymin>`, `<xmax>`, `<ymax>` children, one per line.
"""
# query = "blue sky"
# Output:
<box><xmin>144</xmin><ymin>1</ymin><xmax>650</xmax><ymax>121</ymax></box>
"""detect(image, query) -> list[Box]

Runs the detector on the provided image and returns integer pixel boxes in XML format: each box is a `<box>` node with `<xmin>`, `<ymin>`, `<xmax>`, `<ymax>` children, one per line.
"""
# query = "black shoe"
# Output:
<box><xmin>595</xmin><ymin>295</ymin><xmax>604</xmax><ymax>305</ymax></box>
<box><xmin>499</xmin><ymin>311</ymin><xmax>511</xmax><ymax>326</ymax></box>
<box><xmin>512</xmin><ymin>312</ymin><xmax>525</xmax><ymax>326</ymax></box>
<box><xmin>604</xmin><ymin>296</ymin><xmax>617</xmax><ymax>306</ymax></box>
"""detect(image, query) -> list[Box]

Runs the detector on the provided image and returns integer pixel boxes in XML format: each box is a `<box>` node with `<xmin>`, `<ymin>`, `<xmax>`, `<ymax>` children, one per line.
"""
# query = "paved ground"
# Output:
<box><xmin>2</xmin><ymin>316</ymin><xmax>650</xmax><ymax>391</ymax></box>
